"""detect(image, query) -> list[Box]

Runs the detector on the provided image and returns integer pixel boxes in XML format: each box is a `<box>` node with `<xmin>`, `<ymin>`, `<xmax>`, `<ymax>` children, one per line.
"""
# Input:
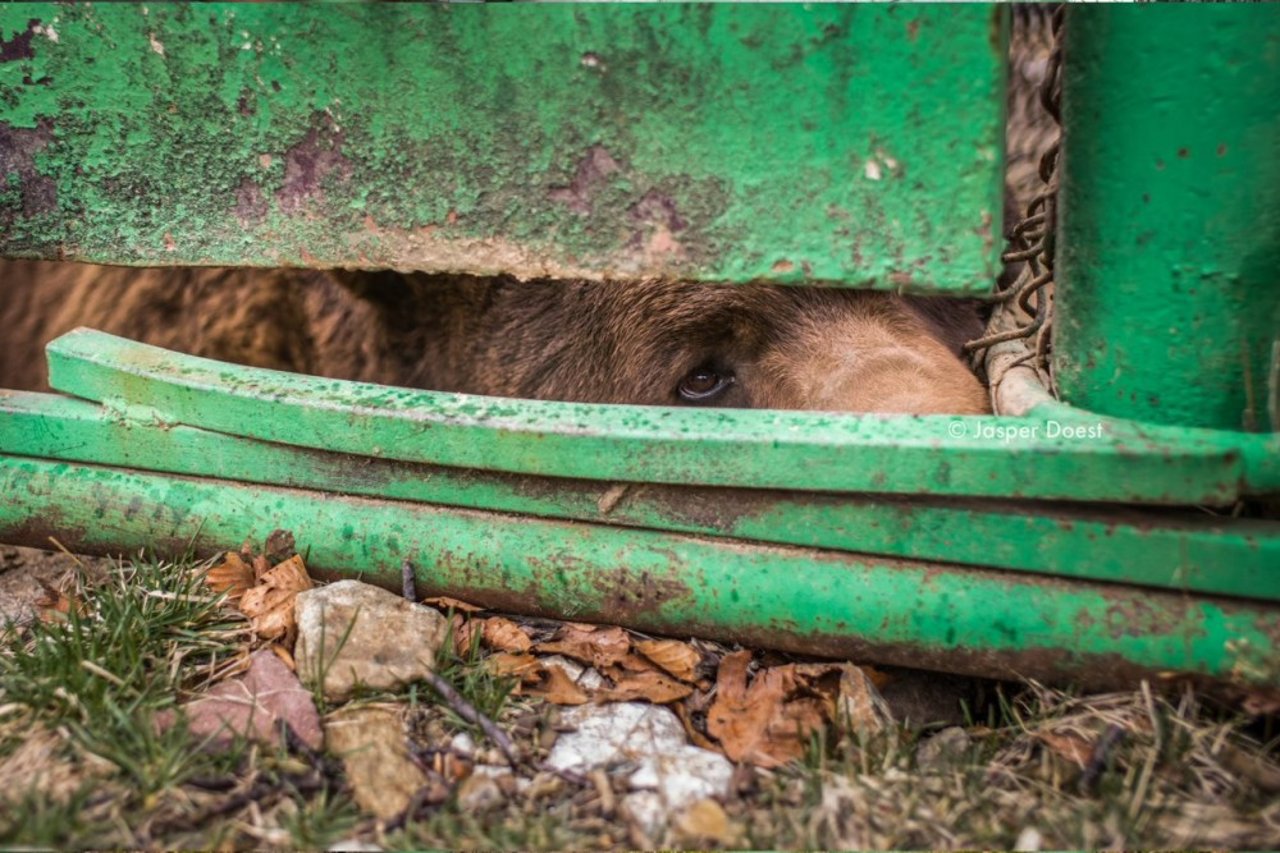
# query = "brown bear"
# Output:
<box><xmin>0</xmin><ymin>262</ymin><xmax>990</xmax><ymax>414</ymax></box>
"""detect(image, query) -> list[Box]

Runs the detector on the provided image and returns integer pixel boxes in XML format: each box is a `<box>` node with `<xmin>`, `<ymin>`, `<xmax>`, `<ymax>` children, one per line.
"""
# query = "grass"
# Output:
<box><xmin>2</xmin><ymin>547</ymin><xmax>1278</xmax><ymax>849</ymax></box>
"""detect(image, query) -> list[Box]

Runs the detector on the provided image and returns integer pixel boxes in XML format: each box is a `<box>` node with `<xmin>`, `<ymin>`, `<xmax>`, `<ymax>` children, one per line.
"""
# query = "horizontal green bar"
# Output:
<box><xmin>3</xmin><ymin>390</ymin><xmax>1278</xmax><ymax>602</ymax></box>
<box><xmin>2</xmin><ymin>454</ymin><xmax>1276</xmax><ymax>690</ymax></box>
<box><xmin>46</xmin><ymin>329</ymin><xmax>1280</xmax><ymax>504</ymax></box>
<box><xmin>0</xmin><ymin>2</ymin><xmax>1004</xmax><ymax>290</ymax></box>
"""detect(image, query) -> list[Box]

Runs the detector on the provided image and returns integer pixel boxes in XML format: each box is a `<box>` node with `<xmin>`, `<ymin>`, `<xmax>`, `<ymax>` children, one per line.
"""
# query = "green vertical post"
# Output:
<box><xmin>1054</xmin><ymin>6</ymin><xmax>1280</xmax><ymax>432</ymax></box>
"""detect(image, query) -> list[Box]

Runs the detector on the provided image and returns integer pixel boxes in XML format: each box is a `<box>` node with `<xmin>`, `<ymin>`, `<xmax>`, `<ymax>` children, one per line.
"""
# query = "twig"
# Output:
<box><xmin>47</xmin><ymin>536</ymin><xmax>87</xmax><ymax>570</ymax></box>
<box><xmin>422</xmin><ymin>670</ymin><xmax>520</xmax><ymax>767</ymax></box>
<box><xmin>401</xmin><ymin>559</ymin><xmax>417</xmax><ymax>603</ymax></box>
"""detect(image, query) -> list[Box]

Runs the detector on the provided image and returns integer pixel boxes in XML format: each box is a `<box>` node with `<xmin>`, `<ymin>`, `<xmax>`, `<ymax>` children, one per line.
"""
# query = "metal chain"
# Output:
<box><xmin>964</xmin><ymin>6</ymin><xmax>1064</xmax><ymax>387</ymax></box>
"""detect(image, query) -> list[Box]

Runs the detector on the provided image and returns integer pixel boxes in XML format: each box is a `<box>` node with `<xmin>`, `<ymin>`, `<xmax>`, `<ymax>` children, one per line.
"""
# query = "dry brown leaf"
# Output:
<box><xmin>597</xmin><ymin>668</ymin><xmax>693</xmax><ymax>704</ymax></box>
<box><xmin>33</xmin><ymin>577</ymin><xmax>81</xmax><ymax>622</ymax></box>
<box><xmin>481</xmin><ymin>616</ymin><xmax>533</xmax><ymax>653</ymax></box>
<box><xmin>204</xmin><ymin>552</ymin><xmax>255</xmax><ymax>601</ymax></box>
<box><xmin>451</xmin><ymin>614</ymin><xmax>476</xmax><ymax>656</ymax></box>
<box><xmin>634</xmin><ymin>638</ymin><xmax>701</xmax><ymax>683</ymax></box>
<box><xmin>1035</xmin><ymin>731</ymin><xmax>1094</xmax><ymax>768</ymax></box>
<box><xmin>672</xmin><ymin>701</ymin><xmax>721</xmax><ymax>752</ymax></box>
<box><xmin>270</xmin><ymin>642</ymin><xmax>297</xmax><ymax>672</ymax></box>
<box><xmin>706</xmin><ymin>651</ymin><xmax>835</xmax><ymax>768</ymax></box>
<box><xmin>423</xmin><ymin>595</ymin><xmax>485</xmax><ymax>613</ymax></box>
<box><xmin>487</xmin><ymin>653</ymin><xmax>590</xmax><ymax>704</ymax></box>
<box><xmin>834</xmin><ymin>663</ymin><xmax>891</xmax><ymax>735</ymax></box>
<box><xmin>239</xmin><ymin>554</ymin><xmax>313</xmax><ymax>642</ymax></box>
<box><xmin>536</xmin><ymin>623</ymin><xmax>632</xmax><ymax>669</ymax></box>
<box><xmin>486</xmin><ymin>652</ymin><xmax>544</xmax><ymax>682</ymax></box>
<box><xmin>536</xmin><ymin>664</ymin><xmax>591</xmax><ymax>705</ymax></box>
<box><xmin>251</xmin><ymin>553</ymin><xmax>271</xmax><ymax>580</ymax></box>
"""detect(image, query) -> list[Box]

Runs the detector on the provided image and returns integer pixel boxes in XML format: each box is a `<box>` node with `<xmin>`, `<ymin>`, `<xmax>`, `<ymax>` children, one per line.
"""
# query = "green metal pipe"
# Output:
<box><xmin>2</xmin><ymin>454</ymin><xmax>1277</xmax><ymax>691</ymax></box>
<box><xmin>43</xmin><ymin>330</ymin><xmax>1280</xmax><ymax>503</ymax></box>
<box><xmin>1055</xmin><ymin>5</ymin><xmax>1280</xmax><ymax>431</ymax></box>
<box><xmin>5</xmin><ymin>391</ymin><xmax>1278</xmax><ymax>601</ymax></box>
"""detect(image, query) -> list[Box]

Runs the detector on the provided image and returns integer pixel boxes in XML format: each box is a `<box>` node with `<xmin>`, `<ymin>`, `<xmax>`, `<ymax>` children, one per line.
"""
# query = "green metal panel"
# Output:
<box><xmin>1055</xmin><ymin>5</ymin><xmax>1280</xmax><ymax>430</ymax></box>
<box><xmin>5</xmin><ymin>390</ymin><xmax>1278</xmax><ymax>601</ymax></box>
<box><xmin>43</xmin><ymin>330</ymin><xmax>1280</xmax><ymax>504</ymax></box>
<box><xmin>2</xmin><ymin>454</ymin><xmax>1277</xmax><ymax>691</ymax></box>
<box><xmin>0</xmin><ymin>2</ymin><xmax>1004</xmax><ymax>291</ymax></box>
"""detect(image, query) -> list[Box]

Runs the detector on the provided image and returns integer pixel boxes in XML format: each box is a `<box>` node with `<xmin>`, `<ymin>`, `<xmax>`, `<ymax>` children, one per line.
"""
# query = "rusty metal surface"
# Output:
<box><xmin>0</xmin><ymin>3</ymin><xmax>1005</xmax><ymax>290</ymax></box>
<box><xmin>5</xmin><ymin>388</ymin><xmax>1279</xmax><ymax>601</ymax></box>
<box><xmin>3</xmin><ymin>453</ymin><xmax>1277</xmax><ymax>692</ymax></box>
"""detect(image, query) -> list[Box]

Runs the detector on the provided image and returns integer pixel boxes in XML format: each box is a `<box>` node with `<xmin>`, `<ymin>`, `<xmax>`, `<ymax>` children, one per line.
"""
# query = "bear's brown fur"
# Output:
<box><xmin>0</xmin><ymin>260</ymin><xmax>990</xmax><ymax>414</ymax></box>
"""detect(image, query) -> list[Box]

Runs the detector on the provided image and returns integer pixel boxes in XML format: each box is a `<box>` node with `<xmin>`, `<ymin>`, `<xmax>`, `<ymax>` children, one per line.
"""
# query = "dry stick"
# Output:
<box><xmin>422</xmin><ymin>670</ymin><xmax>520</xmax><ymax>767</ymax></box>
<box><xmin>401</xmin><ymin>559</ymin><xmax>417</xmax><ymax>603</ymax></box>
<box><xmin>400</xmin><ymin>558</ymin><xmax>520</xmax><ymax>767</ymax></box>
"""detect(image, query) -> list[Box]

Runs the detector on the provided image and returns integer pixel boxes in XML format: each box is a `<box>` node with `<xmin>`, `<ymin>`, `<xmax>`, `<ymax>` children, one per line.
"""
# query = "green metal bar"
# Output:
<box><xmin>2</xmin><ymin>454</ymin><xmax>1276</xmax><ymax>691</ymax></box>
<box><xmin>1055</xmin><ymin>5</ymin><xmax>1280</xmax><ymax>431</ymax></box>
<box><xmin>44</xmin><ymin>329</ymin><xmax>1280</xmax><ymax>503</ymax></box>
<box><xmin>5</xmin><ymin>390</ymin><xmax>1277</xmax><ymax>601</ymax></box>
<box><xmin>0</xmin><ymin>2</ymin><xmax>1005</xmax><ymax>291</ymax></box>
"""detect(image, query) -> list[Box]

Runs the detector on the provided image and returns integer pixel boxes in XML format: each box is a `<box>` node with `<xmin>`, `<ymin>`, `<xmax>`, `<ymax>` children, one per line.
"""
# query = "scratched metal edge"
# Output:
<box><xmin>1</xmin><ymin>453</ymin><xmax>1276</xmax><ymax>692</ymax></box>
<box><xmin>5</xmin><ymin>390</ymin><xmax>1279</xmax><ymax>601</ymax></box>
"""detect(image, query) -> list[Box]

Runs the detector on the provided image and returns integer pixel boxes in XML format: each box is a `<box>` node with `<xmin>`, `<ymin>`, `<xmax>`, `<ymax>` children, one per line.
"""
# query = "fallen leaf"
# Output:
<box><xmin>705</xmin><ymin>651</ymin><xmax>834</xmax><ymax>767</ymax></box>
<box><xmin>204</xmin><ymin>552</ymin><xmax>255</xmax><ymax>601</ymax></box>
<box><xmin>536</xmin><ymin>624</ymin><xmax>632</xmax><ymax>669</ymax></box>
<box><xmin>251</xmin><ymin>553</ymin><xmax>271</xmax><ymax>581</ymax></box>
<box><xmin>166</xmin><ymin>648</ymin><xmax>322</xmax><ymax>750</ymax></box>
<box><xmin>240</xmin><ymin>555</ymin><xmax>313</xmax><ymax>642</ymax></box>
<box><xmin>1035</xmin><ymin>731</ymin><xmax>1094</xmax><ymax>768</ymax></box>
<box><xmin>491</xmin><ymin>653</ymin><xmax>590</xmax><ymax>704</ymax></box>
<box><xmin>423</xmin><ymin>595</ymin><xmax>485</xmax><ymax>613</ymax></box>
<box><xmin>481</xmin><ymin>617</ymin><xmax>533</xmax><ymax>653</ymax></box>
<box><xmin>533</xmin><ymin>664</ymin><xmax>591</xmax><ymax>704</ymax></box>
<box><xmin>635</xmin><ymin>639</ymin><xmax>701</xmax><ymax>683</ymax></box>
<box><xmin>487</xmin><ymin>652</ymin><xmax>544</xmax><ymax>682</ymax></box>
<box><xmin>33</xmin><ymin>577</ymin><xmax>81</xmax><ymax>622</ymax></box>
<box><xmin>672</xmin><ymin>701</ymin><xmax>721</xmax><ymax>752</ymax></box>
<box><xmin>597</xmin><ymin>668</ymin><xmax>693</xmax><ymax>704</ymax></box>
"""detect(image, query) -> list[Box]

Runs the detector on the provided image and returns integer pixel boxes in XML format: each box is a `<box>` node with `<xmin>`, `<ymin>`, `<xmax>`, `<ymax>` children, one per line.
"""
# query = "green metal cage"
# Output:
<box><xmin>1</xmin><ymin>3</ymin><xmax>1277</xmax><ymax>693</ymax></box>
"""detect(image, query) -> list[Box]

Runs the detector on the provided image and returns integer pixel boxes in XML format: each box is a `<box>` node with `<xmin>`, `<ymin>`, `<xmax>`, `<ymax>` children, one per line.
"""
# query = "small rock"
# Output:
<box><xmin>915</xmin><ymin>725</ymin><xmax>972</xmax><ymax>770</ymax></box>
<box><xmin>548</xmin><ymin>702</ymin><xmax>733</xmax><ymax>833</ymax></box>
<box><xmin>326</xmin><ymin>705</ymin><xmax>427</xmax><ymax>820</ymax></box>
<box><xmin>621</xmin><ymin>790</ymin><xmax>666</xmax><ymax>842</ymax></box>
<box><xmin>674</xmin><ymin>798</ymin><xmax>737</xmax><ymax>847</ymax></box>
<box><xmin>450</xmin><ymin>731</ymin><xmax>477</xmax><ymax>756</ymax></box>
<box><xmin>456</xmin><ymin>769</ymin><xmax>506</xmax><ymax>812</ymax></box>
<box><xmin>328</xmin><ymin>841</ymin><xmax>382</xmax><ymax>852</ymax></box>
<box><xmin>295</xmin><ymin>580</ymin><xmax>449</xmax><ymax>701</ymax></box>
<box><xmin>1014</xmin><ymin>826</ymin><xmax>1043</xmax><ymax>851</ymax></box>
<box><xmin>174</xmin><ymin>648</ymin><xmax>323</xmax><ymax>750</ymax></box>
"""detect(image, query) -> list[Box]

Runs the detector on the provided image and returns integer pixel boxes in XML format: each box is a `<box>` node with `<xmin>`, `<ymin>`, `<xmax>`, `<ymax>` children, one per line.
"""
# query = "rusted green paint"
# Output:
<box><xmin>1055</xmin><ymin>5</ymin><xmax>1280</xmax><ymax>430</ymax></box>
<box><xmin>2</xmin><ymin>453</ymin><xmax>1277</xmax><ymax>691</ymax></box>
<box><xmin>5</xmin><ymin>390</ymin><xmax>1278</xmax><ymax>601</ymax></box>
<box><xmin>0</xmin><ymin>2</ymin><xmax>1004</xmax><ymax>291</ymax></box>
<box><xmin>43</xmin><ymin>330</ymin><xmax>1280</xmax><ymax>504</ymax></box>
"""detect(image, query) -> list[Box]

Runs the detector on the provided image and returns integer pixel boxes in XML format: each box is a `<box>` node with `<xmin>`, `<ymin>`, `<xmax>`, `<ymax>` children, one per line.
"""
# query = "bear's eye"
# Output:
<box><xmin>677</xmin><ymin>366</ymin><xmax>734</xmax><ymax>403</ymax></box>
